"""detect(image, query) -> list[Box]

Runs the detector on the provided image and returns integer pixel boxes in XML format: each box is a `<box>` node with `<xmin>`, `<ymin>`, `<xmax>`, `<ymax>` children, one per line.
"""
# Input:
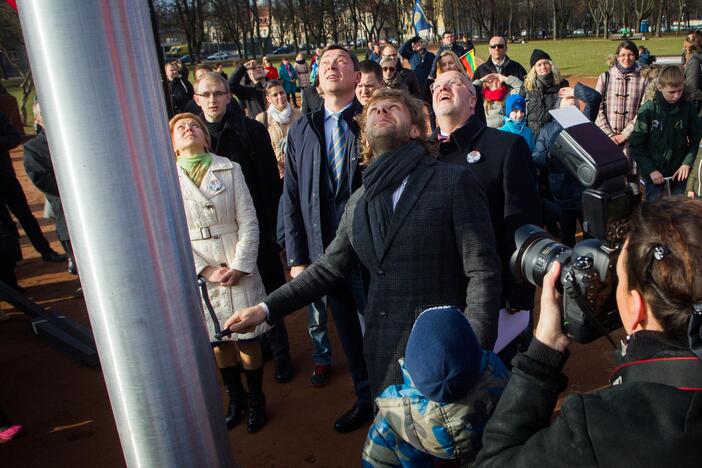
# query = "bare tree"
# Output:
<box><xmin>171</xmin><ymin>0</ymin><xmax>207</xmax><ymax>61</ymax></box>
<box><xmin>0</xmin><ymin>4</ymin><xmax>33</xmax><ymax>125</ymax></box>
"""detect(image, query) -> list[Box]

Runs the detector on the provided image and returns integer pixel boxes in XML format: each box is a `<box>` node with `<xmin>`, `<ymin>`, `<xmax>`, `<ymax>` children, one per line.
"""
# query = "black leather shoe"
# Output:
<box><xmin>274</xmin><ymin>355</ymin><xmax>294</xmax><ymax>384</ymax></box>
<box><xmin>334</xmin><ymin>403</ymin><xmax>373</xmax><ymax>433</ymax></box>
<box><xmin>42</xmin><ymin>250</ymin><xmax>67</xmax><ymax>262</ymax></box>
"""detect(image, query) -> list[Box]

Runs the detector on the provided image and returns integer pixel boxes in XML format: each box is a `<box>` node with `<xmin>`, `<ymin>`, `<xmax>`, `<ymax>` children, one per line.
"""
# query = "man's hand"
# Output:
<box><xmin>534</xmin><ymin>262</ymin><xmax>570</xmax><ymax>352</ymax></box>
<box><xmin>649</xmin><ymin>170</ymin><xmax>665</xmax><ymax>185</ymax></box>
<box><xmin>290</xmin><ymin>264</ymin><xmax>307</xmax><ymax>278</ymax></box>
<box><xmin>558</xmin><ymin>87</ymin><xmax>574</xmax><ymax>98</ymax></box>
<box><xmin>673</xmin><ymin>164</ymin><xmax>691</xmax><ymax>181</ymax></box>
<box><xmin>245</xmin><ymin>60</ymin><xmax>257</xmax><ymax>69</ymax></box>
<box><xmin>224</xmin><ymin>305</ymin><xmax>267</xmax><ymax>334</ymax></box>
<box><xmin>689</xmin><ymin>191</ymin><xmax>696</xmax><ymax>199</ymax></box>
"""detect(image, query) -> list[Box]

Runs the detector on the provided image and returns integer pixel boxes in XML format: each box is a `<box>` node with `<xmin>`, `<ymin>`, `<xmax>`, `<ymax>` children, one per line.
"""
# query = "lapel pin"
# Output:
<box><xmin>466</xmin><ymin>150</ymin><xmax>481</xmax><ymax>164</ymax></box>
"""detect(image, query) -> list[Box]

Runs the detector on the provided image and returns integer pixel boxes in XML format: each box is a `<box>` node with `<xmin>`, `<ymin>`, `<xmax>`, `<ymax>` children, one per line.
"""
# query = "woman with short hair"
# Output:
<box><xmin>256</xmin><ymin>80</ymin><xmax>301</xmax><ymax>178</ymax></box>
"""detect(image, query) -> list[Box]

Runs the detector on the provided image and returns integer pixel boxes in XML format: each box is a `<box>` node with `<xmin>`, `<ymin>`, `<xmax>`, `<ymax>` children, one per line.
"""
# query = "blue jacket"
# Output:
<box><xmin>499</xmin><ymin>118</ymin><xmax>535</xmax><ymax>151</ymax></box>
<box><xmin>283</xmin><ymin>101</ymin><xmax>363</xmax><ymax>266</ymax></box>
<box><xmin>278</xmin><ymin>63</ymin><xmax>298</xmax><ymax>95</ymax></box>
<box><xmin>399</xmin><ymin>38</ymin><xmax>436</xmax><ymax>89</ymax></box>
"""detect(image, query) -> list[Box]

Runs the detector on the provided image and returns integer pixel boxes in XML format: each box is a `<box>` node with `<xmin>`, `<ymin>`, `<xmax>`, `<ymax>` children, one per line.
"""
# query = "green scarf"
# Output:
<box><xmin>177</xmin><ymin>152</ymin><xmax>213</xmax><ymax>188</ymax></box>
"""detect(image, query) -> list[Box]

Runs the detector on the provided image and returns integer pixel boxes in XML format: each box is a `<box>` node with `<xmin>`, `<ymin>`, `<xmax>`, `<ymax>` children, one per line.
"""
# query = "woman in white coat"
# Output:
<box><xmin>169</xmin><ymin>112</ymin><xmax>270</xmax><ymax>433</ymax></box>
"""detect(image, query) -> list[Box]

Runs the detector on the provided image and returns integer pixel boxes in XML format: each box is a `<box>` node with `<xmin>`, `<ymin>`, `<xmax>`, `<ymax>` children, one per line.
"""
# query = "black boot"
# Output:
<box><xmin>61</xmin><ymin>240</ymin><xmax>77</xmax><ymax>275</ymax></box>
<box><xmin>220</xmin><ymin>365</ymin><xmax>246</xmax><ymax>430</ymax></box>
<box><xmin>244</xmin><ymin>368</ymin><xmax>266</xmax><ymax>433</ymax></box>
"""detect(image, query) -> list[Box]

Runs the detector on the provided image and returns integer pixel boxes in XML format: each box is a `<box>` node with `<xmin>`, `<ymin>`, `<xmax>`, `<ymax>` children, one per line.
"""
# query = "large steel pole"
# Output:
<box><xmin>17</xmin><ymin>1</ymin><xmax>233</xmax><ymax>466</ymax></box>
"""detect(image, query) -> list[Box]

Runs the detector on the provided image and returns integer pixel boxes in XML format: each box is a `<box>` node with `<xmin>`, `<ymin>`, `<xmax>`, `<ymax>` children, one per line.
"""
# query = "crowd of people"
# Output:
<box><xmin>1</xmin><ymin>33</ymin><xmax>702</xmax><ymax>464</ymax></box>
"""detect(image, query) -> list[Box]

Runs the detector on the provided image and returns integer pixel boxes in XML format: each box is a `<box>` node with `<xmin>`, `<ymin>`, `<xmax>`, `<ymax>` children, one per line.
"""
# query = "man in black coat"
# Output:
<box><xmin>0</xmin><ymin>111</ymin><xmax>64</xmax><ymax>264</ymax></box>
<box><xmin>23</xmin><ymin>102</ymin><xmax>77</xmax><ymax>275</ymax></box>
<box><xmin>275</xmin><ymin>46</ymin><xmax>372</xmax><ymax>433</ymax></box>
<box><xmin>193</xmin><ymin>72</ymin><xmax>294</xmax><ymax>383</ymax></box>
<box><xmin>381</xmin><ymin>44</ymin><xmax>421</xmax><ymax>98</ymax></box>
<box><xmin>165</xmin><ymin>61</ymin><xmax>194</xmax><ymax>118</ymax></box>
<box><xmin>432</xmin><ymin>71</ymin><xmax>541</xmax><ymax>354</ymax></box>
<box><xmin>399</xmin><ymin>36</ymin><xmax>435</xmax><ymax>94</ymax></box>
<box><xmin>227</xmin><ymin>60</ymin><xmax>267</xmax><ymax>117</ymax></box>
<box><xmin>301</xmin><ymin>74</ymin><xmax>323</xmax><ymax>114</ymax></box>
<box><xmin>473</xmin><ymin>36</ymin><xmax>528</xmax><ymax>81</ymax></box>
<box><xmin>226</xmin><ymin>88</ymin><xmax>502</xmax><ymax>413</ymax></box>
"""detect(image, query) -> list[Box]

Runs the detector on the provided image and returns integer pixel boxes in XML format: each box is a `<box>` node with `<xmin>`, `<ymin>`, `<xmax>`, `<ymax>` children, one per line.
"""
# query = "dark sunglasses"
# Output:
<box><xmin>382</xmin><ymin>67</ymin><xmax>396</xmax><ymax>72</ymax></box>
<box><xmin>489</xmin><ymin>44</ymin><xmax>506</xmax><ymax>49</ymax></box>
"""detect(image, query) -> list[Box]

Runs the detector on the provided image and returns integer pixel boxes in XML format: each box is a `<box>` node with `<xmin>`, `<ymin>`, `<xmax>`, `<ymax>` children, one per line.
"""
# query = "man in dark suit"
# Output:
<box><xmin>277</xmin><ymin>45</ymin><xmax>372</xmax><ymax>433</ymax></box>
<box><xmin>432</xmin><ymin>70</ymin><xmax>541</xmax><ymax>361</ymax></box>
<box><xmin>226</xmin><ymin>88</ymin><xmax>502</xmax><ymax>408</ymax></box>
<box><xmin>193</xmin><ymin>72</ymin><xmax>294</xmax><ymax>384</ymax></box>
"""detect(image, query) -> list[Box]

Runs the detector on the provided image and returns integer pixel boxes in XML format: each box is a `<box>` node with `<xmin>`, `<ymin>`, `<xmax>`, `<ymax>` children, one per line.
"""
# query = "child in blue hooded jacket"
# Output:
<box><xmin>499</xmin><ymin>94</ymin><xmax>535</xmax><ymax>150</ymax></box>
<box><xmin>361</xmin><ymin>306</ymin><xmax>510</xmax><ymax>467</ymax></box>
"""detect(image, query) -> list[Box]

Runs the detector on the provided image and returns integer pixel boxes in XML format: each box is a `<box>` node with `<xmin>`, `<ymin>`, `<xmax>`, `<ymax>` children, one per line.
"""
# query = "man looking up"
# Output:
<box><xmin>432</xmin><ymin>70</ymin><xmax>541</xmax><ymax>361</ymax></box>
<box><xmin>356</xmin><ymin>60</ymin><xmax>383</xmax><ymax>106</ymax></box>
<box><xmin>277</xmin><ymin>45</ymin><xmax>372</xmax><ymax>433</ymax></box>
<box><xmin>225</xmin><ymin>88</ymin><xmax>502</xmax><ymax>418</ymax></box>
<box><xmin>473</xmin><ymin>36</ymin><xmax>527</xmax><ymax>81</ymax></box>
<box><xmin>399</xmin><ymin>36</ymin><xmax>435</xmax><ymax>94</ymax></box>
<box><xmin>193</xmin><ymin>72</ymin><xmax>294</xmax><ymax>384</ymax></box>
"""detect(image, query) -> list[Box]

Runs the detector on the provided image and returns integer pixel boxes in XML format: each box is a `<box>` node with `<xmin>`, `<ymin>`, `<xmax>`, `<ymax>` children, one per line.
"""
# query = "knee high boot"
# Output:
<box><xmin>220</xmin><ymin>365</ymin><xmax>247</xmax><ymax>430</ymax></box>
<box><xmin>244</xmin><ymin>367</ymin><xmax>266</xmax><ymax>433</ymax></box>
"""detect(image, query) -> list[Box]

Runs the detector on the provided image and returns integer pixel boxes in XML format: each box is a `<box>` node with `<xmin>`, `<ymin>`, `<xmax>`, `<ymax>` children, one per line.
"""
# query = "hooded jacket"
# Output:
<box><xmin>362</xmin><ymin>354</ymin><xmax>509</xmax><ymax>466</ymax></box>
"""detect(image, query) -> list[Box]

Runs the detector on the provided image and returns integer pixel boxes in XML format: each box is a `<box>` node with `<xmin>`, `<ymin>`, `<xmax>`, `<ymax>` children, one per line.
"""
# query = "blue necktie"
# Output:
<box><xmin>327</xmin><ymin>113</ymin><xmax>347</xmax><ymax>189</ymax></box>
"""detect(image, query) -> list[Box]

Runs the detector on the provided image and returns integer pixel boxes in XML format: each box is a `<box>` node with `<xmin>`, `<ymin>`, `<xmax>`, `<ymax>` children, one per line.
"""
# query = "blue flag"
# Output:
<box><xmin>412</xmin><ymin>0</ymin><xmax>432</xmax><ymax>34</ymax></box>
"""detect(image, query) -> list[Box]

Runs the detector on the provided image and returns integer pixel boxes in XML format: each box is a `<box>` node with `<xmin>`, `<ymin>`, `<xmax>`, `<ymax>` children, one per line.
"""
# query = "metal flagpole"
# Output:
<box><xmin>16</xmin><ymin>1</ymin><xmax>233</xmax><ymax>466</ymax></box>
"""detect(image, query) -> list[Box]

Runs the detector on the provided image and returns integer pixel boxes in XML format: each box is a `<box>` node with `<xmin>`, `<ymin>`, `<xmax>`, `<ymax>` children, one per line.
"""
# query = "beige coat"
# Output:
<box><xmin>178</xmin><ymin>155</ymin><xmax>270</xmax><ymax>341</ymax></box>
<box><xmin>256</xmin><ymin>108</ymin><xmax>302</xmax><ymax>178</ymax></box>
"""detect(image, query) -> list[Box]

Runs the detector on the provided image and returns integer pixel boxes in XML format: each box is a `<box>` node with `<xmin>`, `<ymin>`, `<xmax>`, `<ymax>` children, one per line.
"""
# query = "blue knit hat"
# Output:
<box><xmin>505</xmin><ymin>94</ymin><xmax>526</xmax><ymax>116</ymax></box>
<box><xmin>404</xmin><ymin>306</ymin><xmax>483</xmax><ymax>403</ymax></box>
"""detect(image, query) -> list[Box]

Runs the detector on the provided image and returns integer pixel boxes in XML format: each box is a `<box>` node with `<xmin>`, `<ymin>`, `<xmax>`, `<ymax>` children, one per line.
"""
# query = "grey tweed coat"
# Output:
<box><xmin>265</xmin><ymin>152</ymin><xmax>502</xmax><ymax>396</ymax></box>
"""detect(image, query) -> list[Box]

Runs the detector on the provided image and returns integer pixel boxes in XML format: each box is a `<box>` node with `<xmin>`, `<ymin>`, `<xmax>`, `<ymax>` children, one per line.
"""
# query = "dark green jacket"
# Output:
<box><xmin>630</xmin><ymin>92</ymin><xmax>702</xmax><ymax>181</ymax></box>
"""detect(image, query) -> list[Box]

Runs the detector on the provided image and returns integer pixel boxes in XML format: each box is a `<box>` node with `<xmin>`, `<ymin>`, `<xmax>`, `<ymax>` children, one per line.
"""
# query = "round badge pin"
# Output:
<box><xmin>466</xmin><ymin>150</ymin><xmax>481</xmax><ymax>164</ymax></box>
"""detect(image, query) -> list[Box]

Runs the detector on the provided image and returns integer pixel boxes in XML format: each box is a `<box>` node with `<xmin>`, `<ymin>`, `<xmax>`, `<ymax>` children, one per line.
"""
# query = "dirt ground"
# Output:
<box><xmin>1</xmin><ymin>75</ymin><xmax>620</xmax><ymax>467</ymax></box>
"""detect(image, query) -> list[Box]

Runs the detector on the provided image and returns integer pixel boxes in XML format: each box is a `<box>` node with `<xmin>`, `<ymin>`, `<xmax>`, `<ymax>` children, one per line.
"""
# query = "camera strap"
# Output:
<box><xmin>609</xmin><ymin>357</ymin><xmax>702</xmax><ymax>390</ymax></box>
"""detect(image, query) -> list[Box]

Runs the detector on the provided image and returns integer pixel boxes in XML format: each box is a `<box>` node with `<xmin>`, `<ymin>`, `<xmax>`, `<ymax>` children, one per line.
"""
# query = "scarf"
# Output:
<box><xmin>482</xmin><ymin>85</ymin><xmax>510</xmax><ymax>102</ymax></box>
<box><xmin>615</xmin><ymin>62</ymin><xmax>637</xmax><ymax>75</ymax></box>
<box><xmin>267</xmin><ymin>102</ymin><xmax>293</xmax><ymax>125</ymax></box>
<box><xmin>363</xmin><ymin>140</ymin><xmax>426</xmax><ymax>259</ymax></box>
<box><xmin>502</xmin><ymin>116</ymin><xmax>527</xmax><ymax>132</ymax></box>
<box><xmin>536</xmin><ymin>73</ymin><xmax>555</xmax><ymax>90</ymax></box>
<box><xmin>177</xmin><ymin>152</ymin><xmax>213</xmax><ymax>188</ymax></box>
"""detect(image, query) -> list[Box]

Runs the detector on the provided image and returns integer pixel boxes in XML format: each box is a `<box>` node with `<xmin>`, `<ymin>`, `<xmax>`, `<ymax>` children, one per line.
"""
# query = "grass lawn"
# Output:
<box><xmin>472</xmin><ymin>35</ymin><xmax>686</xmax><ymax>77</ymax></box>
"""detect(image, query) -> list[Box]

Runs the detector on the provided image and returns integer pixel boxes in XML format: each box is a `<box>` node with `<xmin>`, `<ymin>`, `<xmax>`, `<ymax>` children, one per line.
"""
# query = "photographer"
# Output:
<box><xmin>477</xmin><ymin>198</ymin><xmax>702</xmax><ymax>467</ymax></box>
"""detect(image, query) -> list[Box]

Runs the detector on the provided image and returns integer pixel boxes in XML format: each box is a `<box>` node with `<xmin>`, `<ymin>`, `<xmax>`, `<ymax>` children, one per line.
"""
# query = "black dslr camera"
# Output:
<box><xmin>511</xmin><ymin>115</ymin><xmax>641</xmax><ymax>343</ymax></box>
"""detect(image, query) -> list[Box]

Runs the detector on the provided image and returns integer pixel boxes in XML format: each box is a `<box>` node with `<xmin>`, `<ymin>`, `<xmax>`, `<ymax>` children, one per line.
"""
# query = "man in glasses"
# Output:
<box><xmin>194</xmin><ymin>71</ymin><xmax>295</xmax><ymax>385</ymax></box>
<box><xmin>432</xmin><ymin>71</ymin><xmax>540</xmax><ymax>363</ymax></box>
<box><xmin>228</xmin><ymin>59</ymin><xmax>268</xmax><ymax>117</ymax></box>
<box><xmin>473</xmin><ymin>36</ymin><xmax>527</xmax><ymax>81</ymax></box>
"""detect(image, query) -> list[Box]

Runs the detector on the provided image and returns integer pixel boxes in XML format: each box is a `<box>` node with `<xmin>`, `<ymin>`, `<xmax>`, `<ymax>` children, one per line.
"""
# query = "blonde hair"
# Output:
<box><xmin>685</xmin><ymin>32</ymin><xmax>702</xmax><ymax>60</ymax></box>
<box><xmin>436</xmin><ymin>50</ymin><xmax>468</xmax><ymax>77</ymax></box>
<box><xmin>168</xmin><ymin>113</ymin><xmax>211</xmax><ymax>156</ymax></box>
<box><xmin>355</xmin><ymin>88</ymin><xmax>432</xmax><ymax>165</ymax></box>
<box><xmin>656</xmin><ymin>64</ymin><xmax>684</xmax><ymax>89</ymax></box>
<box><xmin>524</xmin><ymin>60</ymin><xmax>563</xmax><ymax>91</ymax></box>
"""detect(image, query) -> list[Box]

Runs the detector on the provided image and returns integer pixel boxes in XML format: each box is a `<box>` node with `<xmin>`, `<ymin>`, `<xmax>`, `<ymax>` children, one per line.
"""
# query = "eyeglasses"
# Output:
<box><xmin>196</xmin><ymin>91</ymin><xmax>228</xmax><ymax>99</ymax></box>
<box><xmin>430</xmin><ymin>78</ymin><xmax>470</xmax><ymax>94</ymax></box>
<box><xmin>489</xmin><ymin>44</ymin><xmax>506</xmax><ymax>49</ymax></box>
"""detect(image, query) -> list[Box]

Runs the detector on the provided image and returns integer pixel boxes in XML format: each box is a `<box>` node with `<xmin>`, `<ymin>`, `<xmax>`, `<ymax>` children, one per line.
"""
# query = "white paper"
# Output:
<box><xmin>549</xmin><ymin>106</ymin><xmax>589</xmax><ymax>129</ymax></box>
<box><xmin>493</xmin><ymin>308</ymin><xmax>530</xmax><ymax>354</ymax></box>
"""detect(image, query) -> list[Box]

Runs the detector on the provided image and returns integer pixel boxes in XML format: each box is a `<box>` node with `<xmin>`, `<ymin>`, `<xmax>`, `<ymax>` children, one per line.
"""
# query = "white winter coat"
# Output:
<box><xmin>178</xmin><ymin>154</ymin><xmax>270</xmax><ymax>342</ymax></box>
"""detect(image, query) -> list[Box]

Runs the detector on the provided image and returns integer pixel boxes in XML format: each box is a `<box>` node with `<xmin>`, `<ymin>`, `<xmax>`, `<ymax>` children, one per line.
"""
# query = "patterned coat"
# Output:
<box><xmin>595</xmin><ymin>64</ymin><xmax>648</xmax><ymax>141</ymax></box>
<box><xmin>178</xmin><ymin>155</ymin><xmax>270</xmax><ymax>341</ymax></box>
<box><xmin>362</xmin><ymin>354</ymin><xmax>509</xmax><ymax>466</ymax></box>
<box><xmin>266</xmin><ymin>153</ymin><xmax>502</xmax><ymax>396</ymax></box>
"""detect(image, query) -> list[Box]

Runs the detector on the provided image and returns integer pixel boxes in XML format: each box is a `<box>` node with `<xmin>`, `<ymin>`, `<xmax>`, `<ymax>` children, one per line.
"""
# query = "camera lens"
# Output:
<box><xmin>511</xmin><ymin>225</ymin><xmax>571</xmax><ymax>287</ymax></box>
